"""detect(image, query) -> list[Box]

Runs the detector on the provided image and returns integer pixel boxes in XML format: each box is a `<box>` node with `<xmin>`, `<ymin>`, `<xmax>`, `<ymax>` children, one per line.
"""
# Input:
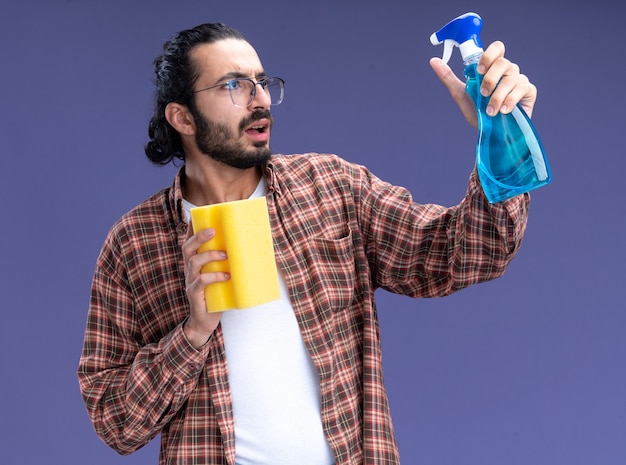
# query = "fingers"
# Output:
<box><xmin>478</xmin><ymin>41</ymin><xmax>537</xmax><ymax>117</ymax></box>
<box><xmin>182</xmin><ymin>225</ymin><xmax>229</xmax><ymax>312</ymax></box>
<box><xmin>429</xmin><ymin>57</ymin><xmax>464</xmax><ymax>97</ymax></box>
<box><xmin>182</xmin><ymin>219</ymin><xmax>210</xmax><ymax>260</ymax></box>
<box><xmin>181</xmin><ymin>224</ymin><xmax>229</xmax><ymax>347</ymax></box>
<box><xmin>430</xmin><ymin>57</ymin><xmax>479</xmax><ymax>128</ymax></box>
<box><xmin>186</xmin><ymin>249</ymin><xmax>229</xmax><ymax>289</ymax></box>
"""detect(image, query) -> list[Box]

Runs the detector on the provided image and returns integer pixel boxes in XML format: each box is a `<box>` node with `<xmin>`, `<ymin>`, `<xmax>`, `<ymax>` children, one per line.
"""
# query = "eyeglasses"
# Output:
<box><xmin>193</xmin><ymin>76</ymin><xmax>285</xmax><ymax>107</ymax></box>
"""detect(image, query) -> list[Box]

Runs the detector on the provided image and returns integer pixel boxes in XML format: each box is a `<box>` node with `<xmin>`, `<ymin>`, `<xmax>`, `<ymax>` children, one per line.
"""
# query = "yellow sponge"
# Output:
<box><xmin>190</xmin><ymin>197</ymin><xmax>280</xmax><ymax>312</ymax></box>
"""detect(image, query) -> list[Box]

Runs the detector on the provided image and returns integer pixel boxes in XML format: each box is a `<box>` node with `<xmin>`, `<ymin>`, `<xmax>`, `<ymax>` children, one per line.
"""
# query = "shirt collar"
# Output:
<box><xmin>169</xmin><ymin>166</ymin><xmax>187</xmax><ymax>233</ymax></box>
<box><xmin>264</xmin><ymin>158</ymin><xmax>280</xmax><ymax>196</ymax></box>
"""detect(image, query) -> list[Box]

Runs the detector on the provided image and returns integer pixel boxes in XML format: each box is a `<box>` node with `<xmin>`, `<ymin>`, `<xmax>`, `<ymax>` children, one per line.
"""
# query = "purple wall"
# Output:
<box><xmin>2</xmin><ymin>1</ymin><xmax>625</xmax><ymax>463</ymax></box>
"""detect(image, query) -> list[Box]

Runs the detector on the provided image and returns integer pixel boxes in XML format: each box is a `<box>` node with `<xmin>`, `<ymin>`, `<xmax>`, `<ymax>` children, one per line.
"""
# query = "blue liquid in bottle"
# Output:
<box><xmin>465</xmin><ymin>63</ymin><xmax>552</xmax><ymax>203</ymax></box>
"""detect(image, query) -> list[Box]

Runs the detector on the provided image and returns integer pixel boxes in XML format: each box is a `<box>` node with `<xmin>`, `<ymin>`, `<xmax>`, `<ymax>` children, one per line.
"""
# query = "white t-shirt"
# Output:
<box><xmin>183</xmin><ymin>178</ymin><xmax>335</xmax><ymax>465</ymax></box>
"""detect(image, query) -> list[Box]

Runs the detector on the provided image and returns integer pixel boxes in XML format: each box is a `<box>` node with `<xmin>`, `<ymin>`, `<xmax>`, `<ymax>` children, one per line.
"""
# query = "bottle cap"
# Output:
<box><xmin>430</xmin><ymin>12</ymin><xmax>484</xmax><ymax>65</ymax></box>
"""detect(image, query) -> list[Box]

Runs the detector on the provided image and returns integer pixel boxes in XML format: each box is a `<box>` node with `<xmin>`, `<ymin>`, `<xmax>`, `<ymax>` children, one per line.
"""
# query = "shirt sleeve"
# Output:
<box><xmin>354</xmin><ymin>165</ymin><xmax>530</xmax><ymax>297</ymax></box>
<box><xmin>77</xmin><ymin>231</ymin><xmax>210</xmax><ymax>455</ymax></box>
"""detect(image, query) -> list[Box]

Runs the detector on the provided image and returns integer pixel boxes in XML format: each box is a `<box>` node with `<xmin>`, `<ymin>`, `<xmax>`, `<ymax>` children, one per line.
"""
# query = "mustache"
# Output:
<box><xmin>239</xmin><ymin>109</ymin><xmax>273</xmax><ymax>132</ymax></box>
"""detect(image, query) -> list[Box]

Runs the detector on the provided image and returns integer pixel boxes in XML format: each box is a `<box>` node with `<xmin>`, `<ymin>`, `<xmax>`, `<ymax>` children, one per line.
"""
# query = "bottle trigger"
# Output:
<box><xmin>441</xmin><ymin>40</ymin><xmax>455</xmax><ymax>66</ymax></box>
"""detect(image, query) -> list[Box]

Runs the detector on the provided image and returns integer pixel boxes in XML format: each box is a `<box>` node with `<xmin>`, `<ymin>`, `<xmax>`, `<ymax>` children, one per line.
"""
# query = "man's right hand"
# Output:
<box><xmin>181</xmin><ymin>221</ymin><xmax>229</xmax><ymax>349</ymax></box>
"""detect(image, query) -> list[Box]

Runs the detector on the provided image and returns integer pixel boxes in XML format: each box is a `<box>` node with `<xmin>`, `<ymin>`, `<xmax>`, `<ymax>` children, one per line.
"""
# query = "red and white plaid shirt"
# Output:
<box><xmin>78</xmin><ymin>153</ymin><xmax>529</xmax><ymax>464</ymax></box>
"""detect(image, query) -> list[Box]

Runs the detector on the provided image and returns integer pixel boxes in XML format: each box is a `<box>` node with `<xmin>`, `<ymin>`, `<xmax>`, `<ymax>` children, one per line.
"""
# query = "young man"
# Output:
<box><xmin>78</xmin><ymin>23</ymin><xmax>533</xmax><ymax>465</ymax></box>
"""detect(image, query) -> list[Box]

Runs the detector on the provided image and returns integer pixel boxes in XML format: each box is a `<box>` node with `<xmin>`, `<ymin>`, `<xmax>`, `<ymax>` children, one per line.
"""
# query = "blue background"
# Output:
<box><xmin>1</xmin><ymin>0</ymin><xmax>625</xmax><ymax>464</ymax></box>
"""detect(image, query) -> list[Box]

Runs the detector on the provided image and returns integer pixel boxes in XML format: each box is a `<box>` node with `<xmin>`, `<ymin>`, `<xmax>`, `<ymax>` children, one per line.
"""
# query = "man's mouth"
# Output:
<box><xmin>247</xmin><ymin>124</ymin><xmax>266</xmax><ymax>134</ymax></box>
<box><xmin>244</xmin><ymin>118</ymin><xmax>270</xmax><ymax>133</ymax></box>
<box><xmin>243</xmin><ymin>118</ymin><xmax>271</xmax><ymax>141</ymax></box>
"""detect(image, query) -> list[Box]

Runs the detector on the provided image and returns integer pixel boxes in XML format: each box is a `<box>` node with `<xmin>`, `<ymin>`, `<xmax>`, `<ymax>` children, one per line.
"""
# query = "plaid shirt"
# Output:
<box><xmin>78</xmin><ymin>153</ymin><xmax>529</xmax><ymax>465</ymax></box>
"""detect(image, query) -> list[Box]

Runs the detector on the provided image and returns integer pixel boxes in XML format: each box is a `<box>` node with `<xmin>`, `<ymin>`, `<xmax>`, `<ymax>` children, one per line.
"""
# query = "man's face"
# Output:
<box><xmin>189</xmin><ymin>39</ymin><xmax>273</xmax><ymax>169</ymax></box>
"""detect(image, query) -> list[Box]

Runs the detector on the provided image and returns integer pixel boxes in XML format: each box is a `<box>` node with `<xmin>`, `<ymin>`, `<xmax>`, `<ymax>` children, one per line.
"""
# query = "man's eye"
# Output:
<box><xmin>225</xmin><ymin>80</ymin><xmax>241</xmax><ymax>90</ymax></box>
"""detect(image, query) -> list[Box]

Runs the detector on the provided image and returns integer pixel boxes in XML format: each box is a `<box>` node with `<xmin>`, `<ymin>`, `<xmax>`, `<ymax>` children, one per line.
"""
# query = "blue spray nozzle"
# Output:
<box><xmin>430</xmin><ymin>12</ymin><xmax>483</xmax><ymax>65</ymax></box>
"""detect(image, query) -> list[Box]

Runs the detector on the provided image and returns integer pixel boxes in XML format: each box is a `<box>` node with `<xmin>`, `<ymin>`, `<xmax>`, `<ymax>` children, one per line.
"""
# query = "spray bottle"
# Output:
<box><xmin>430</xmin><ymin>12</ymin><xmax>551</xmax><ymax>203</ymax></box>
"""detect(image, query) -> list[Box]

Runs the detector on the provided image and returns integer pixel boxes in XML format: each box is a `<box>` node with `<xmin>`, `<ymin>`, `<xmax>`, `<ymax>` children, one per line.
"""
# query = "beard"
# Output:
<box><xmin>192</xmin><ymin>108</ymin><xmax>273</xmax><ymax>169</ymax></box>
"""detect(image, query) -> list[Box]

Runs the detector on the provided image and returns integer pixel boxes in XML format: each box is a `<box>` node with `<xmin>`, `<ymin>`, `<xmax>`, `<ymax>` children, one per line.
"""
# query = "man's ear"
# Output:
<box><xmin>165</xmin><ymin>102</ymin><xmax>196</xmax><ymax>136</ymax></box>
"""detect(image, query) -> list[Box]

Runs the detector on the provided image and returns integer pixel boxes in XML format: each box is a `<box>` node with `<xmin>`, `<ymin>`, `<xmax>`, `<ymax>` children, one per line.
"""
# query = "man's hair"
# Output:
<box><xmin>144</xmin><ymin>23</ymin><xmax>246</xmax><ymax>165</ymax></box>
